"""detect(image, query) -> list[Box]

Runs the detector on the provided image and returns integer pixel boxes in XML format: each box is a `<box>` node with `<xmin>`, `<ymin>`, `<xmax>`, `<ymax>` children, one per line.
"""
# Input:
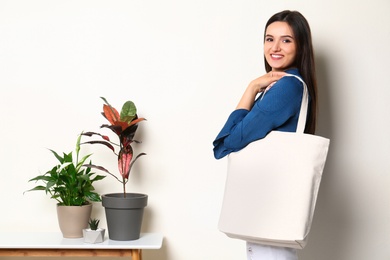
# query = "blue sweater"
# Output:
<box><xmin>213</xmin><ymin>68</ymin><xmax>306</xmax><ymax>159</ymax></box>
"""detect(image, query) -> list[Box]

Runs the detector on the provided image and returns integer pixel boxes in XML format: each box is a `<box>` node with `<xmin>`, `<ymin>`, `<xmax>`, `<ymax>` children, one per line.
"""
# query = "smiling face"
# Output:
<box><xmin>264</xmin><ymin>21</ymin><xmax>297</xmax><ymax>72</ymax></box>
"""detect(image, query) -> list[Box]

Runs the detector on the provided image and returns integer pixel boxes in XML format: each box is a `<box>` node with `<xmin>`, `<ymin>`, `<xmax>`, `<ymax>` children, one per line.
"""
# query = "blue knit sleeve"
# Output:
<box><xmin>213</xmin><ymin>75</ymin><xmax>303</xmax><ymax>159</ymax></box>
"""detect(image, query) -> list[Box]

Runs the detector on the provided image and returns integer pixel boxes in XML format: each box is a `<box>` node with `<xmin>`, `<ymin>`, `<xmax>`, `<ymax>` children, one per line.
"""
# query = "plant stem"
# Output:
<box><xmin>123</xmin><ymin>177</ymin><xmax>126</xmax><ymax>198</ymax></box>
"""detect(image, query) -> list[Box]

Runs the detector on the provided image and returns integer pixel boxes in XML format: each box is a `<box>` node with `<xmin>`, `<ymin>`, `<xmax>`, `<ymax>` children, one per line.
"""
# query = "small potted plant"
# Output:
<box><xmin>25</xmin><ymin>133</ymin><xmax>106</xmax><ymax>238</ymax></box>
<box><xmin>82</xmin><ymin>97</ymin><xmax>147</xmax><ymax>241</ymax></box>
<box><xmin>83</xmin><ymin>218</ymin><xmax>105</xmax><ymax>243</ymax></box>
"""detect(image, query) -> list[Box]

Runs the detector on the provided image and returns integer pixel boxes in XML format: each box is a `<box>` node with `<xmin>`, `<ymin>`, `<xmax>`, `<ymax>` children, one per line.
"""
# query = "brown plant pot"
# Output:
<box><xmin>57</xmin><ymin>204</ymin><xmax>92</xmax><ymax>238</ymax></box>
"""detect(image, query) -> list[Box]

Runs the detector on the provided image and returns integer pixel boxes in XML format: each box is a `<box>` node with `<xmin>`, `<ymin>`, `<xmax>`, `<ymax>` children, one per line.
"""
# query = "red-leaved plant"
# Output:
<box><xmin>82</xmin><ymin>97</ymin><xmax>146</xmax><ymax>197</ymax></box>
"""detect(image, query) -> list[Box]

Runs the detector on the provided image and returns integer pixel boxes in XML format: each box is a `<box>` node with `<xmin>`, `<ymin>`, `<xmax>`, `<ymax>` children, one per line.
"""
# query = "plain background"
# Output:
<box><xmin>1</xmin><ymin>0</ymin><xmax>389</xmax><ymax>259</ymax></box>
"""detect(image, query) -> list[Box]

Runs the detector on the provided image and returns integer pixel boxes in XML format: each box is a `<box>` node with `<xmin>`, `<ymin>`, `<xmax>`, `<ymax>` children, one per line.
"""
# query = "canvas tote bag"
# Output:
<box><xmin>218</xmin><ymin>75</ymin><xmax>330</xmax><ymax>249</ymax></box>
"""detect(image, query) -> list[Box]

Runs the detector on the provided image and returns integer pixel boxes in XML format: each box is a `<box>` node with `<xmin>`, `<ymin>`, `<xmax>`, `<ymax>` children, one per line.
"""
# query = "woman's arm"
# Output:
<box><xmin>213</xmin><ymin>74</ymin><xmax>303</xmax><ymax>159</ymax></box>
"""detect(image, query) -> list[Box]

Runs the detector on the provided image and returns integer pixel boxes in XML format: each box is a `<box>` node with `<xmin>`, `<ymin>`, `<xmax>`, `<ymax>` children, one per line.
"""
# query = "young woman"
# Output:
<box><xmin>213</xmin><ymin>10</ymin><xmax>317</xmax><ymax>260</ymax></box>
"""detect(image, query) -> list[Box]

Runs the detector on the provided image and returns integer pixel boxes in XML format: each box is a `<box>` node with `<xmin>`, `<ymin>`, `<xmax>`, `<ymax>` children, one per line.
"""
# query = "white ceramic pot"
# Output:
<box><xmin>83</xmin><ymin>228</ymin><xmax>105</xmax><ymax>243</ymax></box>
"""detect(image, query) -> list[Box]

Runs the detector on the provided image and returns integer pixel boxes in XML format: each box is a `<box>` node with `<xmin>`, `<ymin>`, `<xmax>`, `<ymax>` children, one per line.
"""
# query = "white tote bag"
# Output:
<box><xmin>218</xmin><ymin>75</ymin><xmax>330</xmax><ymax>249</ymax></box>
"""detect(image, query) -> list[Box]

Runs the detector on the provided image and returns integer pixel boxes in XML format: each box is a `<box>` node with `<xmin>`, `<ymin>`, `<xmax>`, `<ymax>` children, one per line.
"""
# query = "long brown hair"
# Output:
<box><xmin>264</xmin><ymin>10</ymin><xmax>317</xmax><ymax>134</ymax></box>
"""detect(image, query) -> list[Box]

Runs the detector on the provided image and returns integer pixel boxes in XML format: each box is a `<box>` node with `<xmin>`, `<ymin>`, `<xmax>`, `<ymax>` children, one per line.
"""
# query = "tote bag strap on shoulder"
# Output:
<box><xmin>285</xmin><ymin>74</ymin><xmax>309</xmax><ymax>134</ymax></box>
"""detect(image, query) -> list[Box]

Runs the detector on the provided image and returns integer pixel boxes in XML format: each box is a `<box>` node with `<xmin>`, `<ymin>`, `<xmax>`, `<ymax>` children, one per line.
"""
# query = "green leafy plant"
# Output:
<box><xmin>88</xmin><ymin>218</ymin><xmax>100</xmax><ymax>230</ymax></box>
<box><xmin>82</xmin><ymin>97</ymin><xmax>146</xmax><ymax>198</ymax></box>
<box><xmin>25</xmin><ymin>134</ymin><xmax>106</xmax><ymax>206</ymax></box>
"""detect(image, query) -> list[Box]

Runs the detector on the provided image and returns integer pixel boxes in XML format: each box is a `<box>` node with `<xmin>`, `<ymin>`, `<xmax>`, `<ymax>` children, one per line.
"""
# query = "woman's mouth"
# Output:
<box><xmin>271</xmin><ymin>54</ymin><xmax>283</xmax><ymax>59</ymax></box>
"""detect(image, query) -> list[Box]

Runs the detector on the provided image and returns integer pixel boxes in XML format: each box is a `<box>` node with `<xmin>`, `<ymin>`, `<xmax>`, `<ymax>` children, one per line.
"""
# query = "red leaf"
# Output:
<box><xmin>118</xmin><ymin>149</ymin><xmax>133</xmax><ymax>179</ymax></box>
<box><xmin>129</xmin><ymin>117</ymin><xmax>146</xmax><ymax>127</ymax></box>
<box><xmin>103</xmin><ymin>104</ymin><xmax>120</xmax><ymax>125</ymax></box>
<box><xmin>83</xmin><ymin>140</ymin><xmax>116</xmax><ymax>153</ymax></box>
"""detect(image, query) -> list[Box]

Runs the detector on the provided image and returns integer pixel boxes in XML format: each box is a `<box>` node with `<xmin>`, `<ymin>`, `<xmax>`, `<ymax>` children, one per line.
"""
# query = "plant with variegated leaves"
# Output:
<box><xmin>82</xmin><ymin>97</ymin><xmax>146</xmax><ymax>198</ymax></box>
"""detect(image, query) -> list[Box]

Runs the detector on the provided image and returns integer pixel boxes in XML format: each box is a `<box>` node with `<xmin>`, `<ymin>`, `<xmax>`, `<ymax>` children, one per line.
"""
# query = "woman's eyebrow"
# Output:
<box><xmin>281</xmin><ymin>35</ymin><xmax>294</xmax><ymax>38</ymax></box>
<box><xmin>265</xmin><ymin>34</ymin><xmax>294</xmax><ymax>39</ymax></box>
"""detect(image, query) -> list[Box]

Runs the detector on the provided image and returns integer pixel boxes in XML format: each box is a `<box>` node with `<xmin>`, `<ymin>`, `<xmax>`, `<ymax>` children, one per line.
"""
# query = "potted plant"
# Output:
<box><xmin>26</xmin><ymin>134</ymin><xmax>106</xmax><ymax>238</ymax></box>
<box><xmin>83</xmin><ymin>218</ymin><xmax>105</xmax><ymax>243</ymax></box>
<box><xmin>82</xmin><ymin>97</ymin><xmax>147</xmax><ymax>241</ymax></box>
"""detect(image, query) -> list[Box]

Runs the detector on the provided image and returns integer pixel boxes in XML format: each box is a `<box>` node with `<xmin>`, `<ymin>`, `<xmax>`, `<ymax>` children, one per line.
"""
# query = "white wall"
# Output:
<box><xmin>0</xmin><ymin>0</ymin><xmax>389</xmax><ymax>259</ymax></box>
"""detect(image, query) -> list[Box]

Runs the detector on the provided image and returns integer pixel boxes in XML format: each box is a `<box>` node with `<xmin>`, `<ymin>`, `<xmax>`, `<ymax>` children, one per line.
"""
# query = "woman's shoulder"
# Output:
<box><xmin>257</xmin><ymin>69</ymin><xmax>303</xmax><ymax>111</ymax></box>
<box><xmin>273</xmin><ymin>68</ymin><xmax>303</xmax><ymax>93</ymax></box>
<box><xmin>281</xmin><ymin>68</ymin><xmax>303</xmax><ymax>85</ymax></box>
<box><xmin>284</xmin><ymin>68</ymin><xmax>301</xmax><ymax>77</ymax></box>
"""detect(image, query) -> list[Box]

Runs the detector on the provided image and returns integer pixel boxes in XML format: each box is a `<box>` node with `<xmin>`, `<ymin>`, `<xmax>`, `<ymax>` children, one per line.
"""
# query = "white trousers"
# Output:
<box><xmin>246</xmin><ymin>242</ymin><xmax>298</xmax><ymax>260</ymax></box>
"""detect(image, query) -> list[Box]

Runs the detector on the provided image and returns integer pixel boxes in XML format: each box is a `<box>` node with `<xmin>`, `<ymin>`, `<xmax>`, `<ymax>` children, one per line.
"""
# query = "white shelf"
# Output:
<box><xmin>0</xmin><ymin>232</ymin><xmax>163</xmax><ymax>250</ymax></box>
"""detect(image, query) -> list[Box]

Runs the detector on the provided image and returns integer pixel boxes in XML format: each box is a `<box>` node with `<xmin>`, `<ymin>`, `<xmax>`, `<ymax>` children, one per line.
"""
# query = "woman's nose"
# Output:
<box><xmin>271</xmin><ymin>41</ymin><xmax>281</xmax><ymax>51</ymax></box>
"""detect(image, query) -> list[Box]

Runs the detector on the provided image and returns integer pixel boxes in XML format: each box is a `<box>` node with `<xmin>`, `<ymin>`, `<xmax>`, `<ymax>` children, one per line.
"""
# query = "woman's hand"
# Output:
<box><xmin>236</xmin><ymin>71</ymin><xmax>286</xmax><ymax>110</ymax></box>
<box><xmin>250</xmin><ymin>71</ymin><xmax>287</xmax><ymax>93</ymax></box>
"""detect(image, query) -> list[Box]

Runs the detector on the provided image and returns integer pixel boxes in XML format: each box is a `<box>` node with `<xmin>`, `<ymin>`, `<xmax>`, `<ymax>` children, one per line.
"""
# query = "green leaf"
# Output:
<box><xmin>120</xmin><ymin>101</ymin><xmax>137</xmax><ymax>124</ymax></box>
<box><xmin>63</xmin><ymin>152</ymin><xmax>73</xmax><ymax>163</ymax></box>
<box><xmin>28</xmin><ymin>175</ymin><xmax>52</xmax><ymax>182</ymax></box>
<box><xmin>75</xmin><ymin>133</ymin><xmax>82</xmax><ymax>156</ymax></box>
<box><xmin>85</xmin><ymin>192</ymin><xmax>102</xmax><ymax>202</ymax></box>
<box><xmin>77</xmin><ymin>154</ymin><xmax>92</xmax><ymax>171</ymax></box>
<box><xmin>46</xmin><ymin>181</ymin><xmax>56</xmax><ymax>193</ymax></box>
<box><xmin>78</xmin><ymin>174</ymin><xmax>90</xmax><ymax>181</ymax></box>
<box><xmin>57</xmin><ymin>162</ymin><xmax>72</xmax><ymax>173</ymax></box>
<box><xmin>25</xmin><ymin>185</ymin><xmax>46</xmax><ymax>192</ymax></box>
<box><xmin>78</xmin><ymin>154</ymin><xmax>92</xmax><ymax>165</ymax></box>
<box><xmin>90</xmin><ymin>174</ymin><xmax>106</xmax><ymax>182</ymax></box>
<box><xmin>49</xmin><ymin>149</ymin><xmax>64</xmax><ymax>163</ymax></box>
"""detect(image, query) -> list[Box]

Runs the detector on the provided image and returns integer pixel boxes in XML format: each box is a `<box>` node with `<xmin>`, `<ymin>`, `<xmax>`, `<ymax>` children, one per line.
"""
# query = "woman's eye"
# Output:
<box><xmin>265</xmin><ymin>37</ymin><xmax>273</xmax><ymax>42</ymax></box>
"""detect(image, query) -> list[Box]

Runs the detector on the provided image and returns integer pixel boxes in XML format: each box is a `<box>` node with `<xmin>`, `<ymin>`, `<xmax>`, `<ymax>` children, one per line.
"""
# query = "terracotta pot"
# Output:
<box><xmin>57</xmin><ymin>204</ymin><xmax>92</xmax><ymax>238</ymax></box>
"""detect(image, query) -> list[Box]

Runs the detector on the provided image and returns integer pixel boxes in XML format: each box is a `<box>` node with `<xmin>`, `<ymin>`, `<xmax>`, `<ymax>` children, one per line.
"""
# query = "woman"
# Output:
<box><xmin>213</xmin><ymin>10</ymin><xmax>317</xmax><ymax>260</ymax></box>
